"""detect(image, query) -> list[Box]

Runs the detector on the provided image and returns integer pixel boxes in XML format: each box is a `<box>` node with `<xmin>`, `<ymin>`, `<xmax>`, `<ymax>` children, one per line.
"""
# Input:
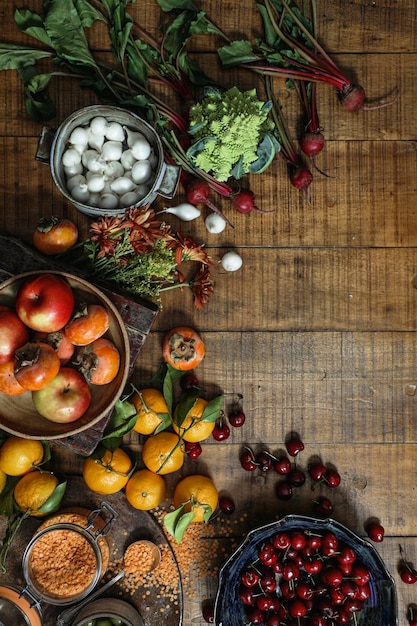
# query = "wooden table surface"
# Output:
<box><xmin>1</xmin><ymin>1</ymin><xmax>416</xmax><ymax>625</ymax></box>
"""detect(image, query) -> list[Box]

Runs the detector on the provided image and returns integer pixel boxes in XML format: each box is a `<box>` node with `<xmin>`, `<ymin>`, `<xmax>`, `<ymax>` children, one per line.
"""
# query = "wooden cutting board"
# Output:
<box><xmin>0</xmin><ymin>233</ymin><xmax>159</xmax><ymax>456</ymax></box>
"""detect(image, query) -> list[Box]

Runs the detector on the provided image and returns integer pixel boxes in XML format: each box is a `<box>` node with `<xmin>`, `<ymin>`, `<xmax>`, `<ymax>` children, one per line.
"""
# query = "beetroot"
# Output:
<box><xmin>232</xmin><ymin>190</ymin><xmax>273</xmax><ymax>214</ymax></box>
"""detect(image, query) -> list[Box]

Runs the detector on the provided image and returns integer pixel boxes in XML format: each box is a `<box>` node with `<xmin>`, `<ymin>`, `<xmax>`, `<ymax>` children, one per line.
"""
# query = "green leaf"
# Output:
<box><xmin>177</xmin><ymin>53</ymin><xmax>216</xmax><ymax>87</ymax></box>
<box><xmin>173</xmin><ymin>511</ymin><xmax>196</xmax><ymax>543</ymax></box>
<box><xmin>35</xmin><ymin>479</ymin><xmax>67</xmax><ymax>515</ymax></box>
<box><xmin>14</xmin><ymin>9</ymin><xmax>53</xmax><ymax>47</ymax></box>
<box><xmin>162</xmin><ymin>368</ymin><xmax>175</xmax><ymax>414</ymax></box>
<box><xmin>217</xmin><ymin>40</ymin><xmax>259</xmax><ymax>67</ymax></box>
<box><xmin>23</xmin><ymin>73</ymin><xmax>56</xmax><ymax>122</ymax></box>
<box><xmin>0</xmin><ymin>45</ymin><xmax>53</xmax><ymax>71</ymax></box>
<box><xmin>163</xmin><ymin>503</ymin><xmax>186</xmax><ymax>536</ymax></box>
<box><xmin>202</xmin><ymin>503</ymin><xmax>213</xmax><ymax>523</ymax></box>
<box><xmin>157</xmin><ymin>0</ymin><xmax>199</xmax><ymax>11</ymax></box>
<box><xmin>186</xmin><ymin>136</ymin><xmax>217</xmax><ymax>158</ymax></box>
<box><xmin>100</xmin><ymin>398</ymin><xmax>138</xmax><ymax>451</ymax></box>
<box><xmin>231</xmin><ymin>155</ymin><xmax>245</xmax><ymax>180</ymax></box>
<box><xmin>201</xmin><ymin>394</ymin><xmax>224</xmax><ymax>423</ymax></box>
<box><xmin>0</xmin><ymin>477</ymin><xmax>20</xmax><ymax>517</ymax></box>
<box><xmin>248</xmin><ymin>133</ymin><xmax>278</xmax><ymax>174</ymax></box>
<box><xmin>73</xmin><ymin>0</ymin><xmax>107</xmax><ymax>27</ymax></box>
<box><xmin>154</xmin><ymin>413</ymin><xmax>172</xmax><ymax>434</ymax></box>
<box><xmin>43</xmin><ymin>0</ymin><xmax>99</xmax><ymax>71</ymax></box>
<box><xmin>174</xmin><ymin>390</ymin><xmax>199</xmax><ymax>428</ymax></box>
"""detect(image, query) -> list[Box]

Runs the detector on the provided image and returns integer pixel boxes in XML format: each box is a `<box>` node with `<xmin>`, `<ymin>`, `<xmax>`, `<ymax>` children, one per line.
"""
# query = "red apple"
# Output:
<box><xmin>15</xmin><ymin>273</ymin><xmax>75</xmax><ymax>332</ymax></box>
<box><xmin>0</xmin><ymin>306</ymin><xmax>30</xmax><ymax>364</ymax></box>
<box><xmin>32</xmin><ymin>367</ymin><xmax>91</xmax><ymax>423</ymax></box>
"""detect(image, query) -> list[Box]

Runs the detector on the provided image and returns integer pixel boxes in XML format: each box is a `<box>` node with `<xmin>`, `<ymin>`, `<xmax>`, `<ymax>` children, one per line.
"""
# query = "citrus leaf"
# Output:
<box><xmin>202</xmin><ymin>503</ymin><xmax>213</xmax><ymax>523</ymax></box>
<box><xmin>174</xmin><ymin>390</ymin><xmax>199</xmax><ymax>428</ymax></box>
<box><xmin>0</xmin><ymin>477</ymin><xmax>20</xmax><ymax>517</ymax></box>
<box><xmin>163</xmin><ymin>368</ymin><xmax>175</xmax><ymax>414</ymax></box>
<box><xmin>163</xmin><ymin>503</ymin><xmax>186</xmax><ymax>536</ymax></box>
<box><xmin>173</xmin><ymin>511</ymin><xmax>196</xmax><ymax>543</ymax></box>
<box><xmin>154</xmin><ymin>413</ymin><xmax>172</xmax><ymax>434</ymax></box>
<box><xmin>201</xmin><ymin>394</ymin><xmax>224</xmax><ymax>423</ymax></box>
<box><xmin>35</xmin><ymin>479</ymin><xmax>67</xmax><ymax>515</ymax></box>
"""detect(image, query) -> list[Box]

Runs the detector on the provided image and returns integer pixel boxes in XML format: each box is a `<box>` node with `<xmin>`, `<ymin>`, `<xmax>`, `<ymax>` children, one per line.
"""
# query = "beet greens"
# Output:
<box><xmin>218</xmin><ymin>0</ymin><xmax>398</xmax><ymax>112</ymax></box>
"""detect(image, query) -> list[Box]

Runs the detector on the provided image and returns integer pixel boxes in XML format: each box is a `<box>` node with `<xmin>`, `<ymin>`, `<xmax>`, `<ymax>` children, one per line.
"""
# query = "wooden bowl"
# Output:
<box><xmin>0</xmin><ymin>271</ymin><xmax>130</xmax><ymax>440</ymax></box>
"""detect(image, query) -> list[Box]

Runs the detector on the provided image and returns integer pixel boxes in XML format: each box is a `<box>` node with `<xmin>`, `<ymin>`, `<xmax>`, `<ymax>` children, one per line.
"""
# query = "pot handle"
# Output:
<box><xmin>35</xmin><ymin>126</ymin><xmax>56</xmax><ymax>164</ymax></box>
<box><xmin>157</xmin><ymin>163</ymin><xmax>181</xmax><ymax>199</ymax></box>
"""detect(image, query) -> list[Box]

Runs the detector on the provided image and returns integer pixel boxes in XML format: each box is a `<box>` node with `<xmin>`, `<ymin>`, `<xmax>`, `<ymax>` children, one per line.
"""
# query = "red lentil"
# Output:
<box><xmin>28</xmin><ymin>528</ymin><xmax>97</xmax><ymax>598</ymax></box>
<box><xmin>37</xmin><ymin>510</ymin><xmax>110</xmax><ymax>576</ymax></box>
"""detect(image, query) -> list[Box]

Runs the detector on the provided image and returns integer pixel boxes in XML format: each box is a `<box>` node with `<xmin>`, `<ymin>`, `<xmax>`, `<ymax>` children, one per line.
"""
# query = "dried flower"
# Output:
<box><xmin>65</xmin><ymin>206</ymin><xmax>213</xmax><ymax>308</ymax></box>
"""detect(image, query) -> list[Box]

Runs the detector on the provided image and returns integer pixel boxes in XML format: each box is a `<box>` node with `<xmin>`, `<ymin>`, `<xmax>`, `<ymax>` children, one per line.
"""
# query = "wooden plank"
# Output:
<box><xmin>128</xmin><ymin>330</ymin><xmax>417</xmax><ymax>445</ymax></box>
<box><xmin>0</xmin><ymin>53</ymin><xmax>413</xmax><ymax>139</ymax></box>
<box><xmin>130</xmin><ymin>247</ymin><xmax>417</xmax><ymax>331</ymax></box>
<box><xmin>1</xmin><ymin>137</ymin><xmax>416</xmax><ymax>248</ymax></box>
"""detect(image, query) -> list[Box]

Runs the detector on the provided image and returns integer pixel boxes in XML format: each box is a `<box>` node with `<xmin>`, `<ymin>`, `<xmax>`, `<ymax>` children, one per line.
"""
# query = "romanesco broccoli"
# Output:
<box><xmin>186</xmin><ymin>86</ymin><xmax>278</xmax><ymax>181</ymax></box>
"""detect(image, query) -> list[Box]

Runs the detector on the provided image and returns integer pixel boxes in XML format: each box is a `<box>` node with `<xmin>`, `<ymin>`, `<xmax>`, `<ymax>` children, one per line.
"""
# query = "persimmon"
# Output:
<box><xmin>65</xmin><ymin>304</ymin><xmax>109</xmax><ymax>346</ymax></box>
<box><xmin>33</xmin><ymin>216</ymin><xmax>78</xmax><ymax>255</ymax></box>
<box><xmin>33</xmin><ymin>330</ymin><xmax>75</xmax><ymax>365</ymax></box>
<box><xmin>162</xmin><ymin>326</ymin><xmax>205</xmax><ymax>371</ymax></box>
<box><xmin>74</xmin><ymin>338</ymin><xmax>120</xmax><ymax>385</ymax></box>
<box><xmin>14</xmin><ymin>342</ymin><xmax>60</xmax><ymax>391</ymax></box>
<box><xmin>0</xmin><ymin>360</ymin><xmax>26</xmax><ymax>396</ymax></box>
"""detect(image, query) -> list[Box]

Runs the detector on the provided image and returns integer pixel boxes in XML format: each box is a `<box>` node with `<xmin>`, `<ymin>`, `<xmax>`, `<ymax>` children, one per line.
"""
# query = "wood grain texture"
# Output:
<box><xmin>0</xmin><ymin>0</ymin><xmax>416</xmax><ymax>624</ymax></box>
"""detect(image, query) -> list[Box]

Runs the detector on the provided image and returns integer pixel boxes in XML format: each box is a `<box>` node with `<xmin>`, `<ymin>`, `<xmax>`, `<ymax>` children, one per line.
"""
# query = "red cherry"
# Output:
<box><xmin>313</xmin><ymin>496</ymin><xmax>333</xmax><ymax>517</ymax></box>
<box><xmin>272</xmin><ymin>532</ymin><xmax>291</xmax><ymax>550</ymax></box>
<box><xmin>337</xmin><ymin>546</ymin><xmax>357</xmax><ymax>565</ymax></box>
<box><xmin>219</xmin><ymin>495</ymin><xmax>235</xmax><ymax>515</ymax></box>
<box><xmin>229</xmin><ymin>411</ymin><xmax>246</xmax><ymax>427</ymax></box>
<box><xmin>304</xmin><ymin>557</ymin><xmax>323</xmax><ymax>575</ymax></box>
<box><xmin>185</xmin><ymin>441</ymin><xmax>202</xmax><ymax>459</ymax></box>
<box><xmin>240</xmin><ymin>568</ymin><xmax>261</xmax><ymax>588</ymax></box>
<box><xmin>344</xmin><ymin>598</ymin><xmax>364</xmax><ymax>613</ymax></box>
<box><xmin>366</xmin><ymin>521</ymin><xmax>385</xmax><ymax>542</ymax></box>
<box><xmin>321</xmin><ymin>531</ymin><xmax>339</xmax><ymax>555</ymax></box>
<box><xmin>325</xmin><ymin>468</ymin><xmax>341</xmax><ymax>488</ymax></box>
<box><xmin>288</xmin><ymin>468</ymin><xmax>306</xmax><ymax>487</ymax></box>
<box><xmin>276</xmin><ymin>481</ymin><xmax>293</xmax><ymax>500</ymax></box>
<box><xmin>285</xmin><ymin>436</ymin><xmax>305</xmax><ymax>457</ymax></box>
<box><xmin>212</xmin><ymin>421</ymin><xmax>230</xmax><ymax>441</ymax></box>
<box><xmin>282</xmin><ymin>562</ymin><xmax>300</xmax><ymax>582</ymax></box>
<box><xmin>400</xmin><ymin>563</ymin><xmax>417</xmax><ymax>584</ymax></box>
<box><xmin>240</xmin><ymin>447</ymin><xmax>258</xmax><ymax>471</ymax></box>
<box><xmin>309</xmin><ymin>462</ymin><xmax>327</xmax><ymax>481</ymax></box>
<box><xmin>274</xmin><ymin>456</ymin><xmax>291</xmax><ymax>475</ymax></box>
<box><xmin>290</xmin><ymin>531</ymin><xmax>307</xmax><ymax>551</ymax></box>
<box><xmin>202</xmin><ymin>601</ymin><xmax>214</xmax><ymax>623</ymax></box>
<box><xmin>239</xmin><ymin>586</ymin><xmax>255</xmax><ymax>605</ymax></box>
<box><xmin>245</xmin><ymin>608</ymin><xmax>265</xmax><ymax>625</ymax></box>
<box><xmin>256</xmin><ymin>451</ymin><xmax>273</xmax><ymax>472</ymax></box>
<box><xmin>296</xmin><ymin>583</ymin><xmax>313</xmax><ymax>601</ymax></box>
<box><xmin>180</xmin><ymin>372</ymin><xmax>199</xmax><ymax>391</ymax></box>
<box><xmin>351</xmin><ymin>564</ymin><xmax>370</xmax><ymax>586</ymax></box>
<box><xmin>289</xmin><ymin>598</ymin><xmax>307</xmax><ymax>618</ymax></box>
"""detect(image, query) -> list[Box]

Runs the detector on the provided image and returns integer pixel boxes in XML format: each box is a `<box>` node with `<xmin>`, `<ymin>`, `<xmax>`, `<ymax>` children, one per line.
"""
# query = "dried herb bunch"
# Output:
<box><xmin>67</xmin><ymin>206</ymin><xmax>214</xmax><ymax>309</ymax></box>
